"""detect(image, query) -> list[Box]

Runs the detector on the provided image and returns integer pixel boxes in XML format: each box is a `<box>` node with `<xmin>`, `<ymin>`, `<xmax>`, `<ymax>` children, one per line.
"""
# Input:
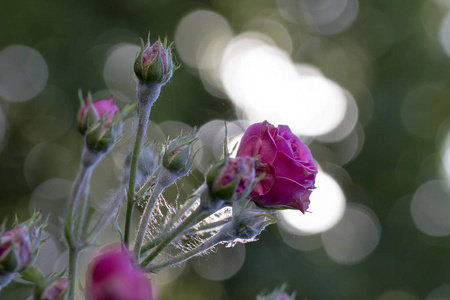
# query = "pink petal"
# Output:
<box><xmin>237</xmin><ymin>122</ymin><xmax>262</xmax><ymax>147</ymax></box>
<box><xmin>250</xmin><ymin>163</ymin><xmax>275</xmax><ymax>197</ymax></box>
<box><xmin>272</xmin><ymin>152</ymin><xmax>316</xmax><ymax>189</ymax></box>
<box><xmin>253</xmin><ymin>177</ymin><xmax>311</xmax><ymax>213</ymax></box>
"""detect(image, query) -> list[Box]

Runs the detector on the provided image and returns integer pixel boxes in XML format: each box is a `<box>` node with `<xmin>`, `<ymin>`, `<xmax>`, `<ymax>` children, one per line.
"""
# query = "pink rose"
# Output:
<box><xmin>86</xmin><ymin>248</ymin><xmax>152</xmax><ymax>300</ymax></box>
<box><xmin>78</xmin><ymin>96</ymin><xmax>119</xmax><ymax>134</ymax></box>
<box><xmin>236</xmin><ymin>121</ymin><xmax>317</xmax><ymax>213</ymax></box>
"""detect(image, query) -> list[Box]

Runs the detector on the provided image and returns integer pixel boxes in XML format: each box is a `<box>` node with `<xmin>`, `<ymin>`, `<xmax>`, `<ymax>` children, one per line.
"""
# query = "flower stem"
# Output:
<box><xmin>67</xmin><ymin>151</ymin><xmax>90</xmax><ymax>234</ymax></box>
<box><xmin>66</xmin><ymin>146</ymin><xmax>103</xmax><ymax>300</ymax></box>
<box><xmin>146</xmin><ymin>228</ymin><xmax>231</xmax><ymax>272</ymax></box>
<box><xmin>140</xmin><ymin>217</ymin><xmax>231</xmax><ymax>255</ymax></box>
<box><xmin>67</xmin><ymin>147</ymin><xmax>103</xmax><ymax>238</ymax></box>
<box><xmin>68</xmin><ymin>247</ymin><xmax>79</xmax><ymax>300</ymax></box>
<box><xmin>133</xmin><ymin>182</ymin><xmax>165</xmax><ymax>261</ymax></box>
<box><xmin>141</xmin><ymin>206</ymin><xmax>210</xmax><ymax>267</ymax></box>
<box><xmin>139</xmin><ymin>184</ymin><xmax>206</xmax><ymax>255</ymax></box>
<box><xmin>76</xmin><ymin>170</ymin><xmax>92</xmax><ymax>239</ymax></box>
<box><xmin>124</xmin><ymin>82</ymin><xmax>161</xmax><ymax>247</ymax></box>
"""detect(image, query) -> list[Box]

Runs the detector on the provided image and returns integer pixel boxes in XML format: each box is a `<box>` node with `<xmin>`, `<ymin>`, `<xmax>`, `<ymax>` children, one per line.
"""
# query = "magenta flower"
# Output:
<box><xmin>134</xmin><ymin>34</ymin><xmax>175</xmax><ymax>85</ymax></box>
<box><xmin>0</xmin><ymin>225</ymin><xmax>32</xmax><ymax>273</ymax></box>
<box><xmin>206</xmin><ymin>156</ymin><xmax>256</xmax><ymax>203</ymax></box>
<box><xmin>78</xmin><ymin>95</ymin><xmax>119</xmax><ymax>135</ymax></box>
<box><xmin>236</xmin><ymin>121</ymin><xmax>317</xmax><ymax>213</ymax></box>
<box><xmin>86</xmin><ymin>248</ymin><xmax>152</xmax><ymax>300</ymax></box>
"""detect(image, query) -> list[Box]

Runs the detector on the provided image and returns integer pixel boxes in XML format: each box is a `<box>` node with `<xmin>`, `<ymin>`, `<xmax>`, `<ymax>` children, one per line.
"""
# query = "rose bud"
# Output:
<box><xmin>77</xmin><ymin>92</ymin><xmax>122</xmax><ymax>153</ymax></box>
<box><xmin>162</xmin><ymin>130</ymin><xmax>198</xmax><ymax>176</ymax></box>
<box><xmin>77</xmin><ymin>91</ymin><xmax>119</xmax><ymax>135</ymax></box>
<box><xmin>134</xmin><ymin>34</ymin><xmax>175</xmax><ymax>86</ymax></box>
<box><xmin>0</xmin><ymin>225</ymin><xmax>32</xmax><ymax>273</ymax></box>
<box><xmin>86</xmin><ymin>247</ymin><xmax>152</xmax><ymax>300</ymax></box>
<box><xmin>34</xmin><ymin>277</ymin><xmax>69</xmax><ymax>300</ymax></box>
<box><xmin>206</xmin><ymin>156</ymin><xmax>256</xmax><ymax>204</ymax></box>
<box><xmin>236</xmin><ymin>121</ymin><xmax>317</xmax><ymax>213</ymax></box>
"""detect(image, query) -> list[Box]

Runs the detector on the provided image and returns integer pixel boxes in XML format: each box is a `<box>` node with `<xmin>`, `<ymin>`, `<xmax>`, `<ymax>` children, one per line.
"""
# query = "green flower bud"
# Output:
<box><xmin>134</xmin><ymin>33</ymin><xmax>177</xmax><ymax>85</ymax></box>
<box><xmin>162</xmin><ymin>130</ymin><xmax>198</xmax><ymax>176</ymax></box>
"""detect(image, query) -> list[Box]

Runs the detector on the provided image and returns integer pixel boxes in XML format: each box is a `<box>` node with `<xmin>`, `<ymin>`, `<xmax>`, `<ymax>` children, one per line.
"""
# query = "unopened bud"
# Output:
<box><xmin>162</xmin><ymin>131</ymin><xmax>197</xmax><ymax>176</ymax></box>
<box><xmin>206</xmin><ymin>156</ymin><xmax>256</xmax><ymax>203</ymax></box>
<box><xmin>77</xmin><ymin>92</ymin><xmax>122</xmax><ymax>153</ymax></box>
<box><xmin>134</xmin><ymin>34</ymin><xmax>176</xmax><ymax>85</ymax></box>
<box><xmin>0</xmin><ymin>225</ymin><xmax>32</xmax><ymax>273</ymax></box>
<box><xmin>77</xmin><ymin>92</ymin><xmax>118</xmax><ymax>135</ymax></box>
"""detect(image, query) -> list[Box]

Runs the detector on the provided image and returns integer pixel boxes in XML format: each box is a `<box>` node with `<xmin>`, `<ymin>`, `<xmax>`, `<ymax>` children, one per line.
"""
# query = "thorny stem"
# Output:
<box><xmin>67</xmin><ymin>146</ymin><xmax>103</xmax><ymax>300</ymax></box>
<box><xmin>140</xmin><ymin>217</ymin><xmax>231</xmax><ymax>254</ymax></box>
<box><xmin>133</xmin><ymin>182</ymin><xmax>166</xmax><ymax>261</ymax></box>
<box><xmin>134</xmin><ymin>167</ymin><xmax>162</xmax><ymax>201</ymax></box>
<box><xmin>124</xmin><ymin>82</ymin><xmax>161</xmax><ymax>247</ymax></box>
<box><xmin>139</xmin><ymin>184</ymin><xmax>205</xmax><ymax>254</ymax></box>
<box><xmin>141</xmin><ymin>206</ymin><xmax>211</xmax><ymax>267</ymax></box>
<box><xmin>146</xmin><ymin>227</ymin><xmax>232</xmax><ymax>272</ymax></box>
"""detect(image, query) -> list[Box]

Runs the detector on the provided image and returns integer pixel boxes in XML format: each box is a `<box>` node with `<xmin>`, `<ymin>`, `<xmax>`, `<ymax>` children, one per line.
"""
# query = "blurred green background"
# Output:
<box><xmin>2</xmin><ymin>0</ymin><xmax>450</xmax><ymax>299</ymax></box>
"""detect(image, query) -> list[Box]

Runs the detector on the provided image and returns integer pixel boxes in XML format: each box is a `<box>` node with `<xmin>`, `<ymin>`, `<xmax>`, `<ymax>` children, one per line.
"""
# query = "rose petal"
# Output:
<box><xmin>253</xmin><ymin>177</ymin><xmax>311</xmax><ymax>213</ymax></box>
<box><xmin>259</xmin><ymin>122</ymin><xmax>278</xmax><ymax>164</ymax></box>
<box><xmin>250</xmin><ymin>163</ymin><xmax>275</xmax><ymax>197</ymax></box>
<box><xmin>93</xmin><ymin>97</ymin><xmax>118</xmax><ymax>121</ymax></box>
<box><xmin>262</xmin><ymin>120</ymin><xmax>277</xmax><ymax>138</ymax></box>
<box><xmin>237</xmin><ymin>122</ymin><xmax>262</xmax><ymax>147</ymax></box>
<box><xmin>274</xmin><ymin>135</ymin><xmax>294</xmax><ymax>158</ymax></box>
<box><xmin>272</xmin><ymin>152</ymin><xmax>315</xmax><ymax>188</ymax></box>
<box><xmin>236</xmin><ymin>135</ymin><xmax>261</xmax><ymax>158</ymax></box>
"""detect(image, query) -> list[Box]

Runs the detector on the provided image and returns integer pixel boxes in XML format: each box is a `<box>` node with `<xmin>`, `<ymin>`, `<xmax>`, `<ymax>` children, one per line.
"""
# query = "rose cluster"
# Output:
<box><xmin>207</xmin><ymin>120</ymin><xmax>317</xmax><ymax>213</ymax></box>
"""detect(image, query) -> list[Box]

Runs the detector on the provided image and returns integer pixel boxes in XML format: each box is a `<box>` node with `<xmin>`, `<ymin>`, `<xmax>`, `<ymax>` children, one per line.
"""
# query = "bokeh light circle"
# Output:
<box><xmin>29</xmin><ymin>178</ymin><xmax>72</xmax><ymax>226</ymax></box>
<box><xmin>439</xmin><ymin>11</ymin><xmax>450</xmax><ymax>58</ymax></box>
<box><xmin>103</xmin><ymin>43</ymin><xmax>140</xmax><ymax>102</ymax></box>
<box><xmin>0</xmin><ymin>105</ymin><xmax>7</xmax><ymax>149</ymax></box>
<box><xmin>302</xmin><ymin>0</ymin><xmax>360</xmax><ymax>35</ymax></box>
<box><xmin>278</xmin><ymin>172</ymin><xmax>346</xmax><ymax>235</ymax></box>
<box><xmin>322</xmin><ymin>203</ymin><xmax>381</xmax><ymax>264</ymax></box>
<box><xmin>221</xmin><ymin>34</ymin><xmax>348</xmax><ymax>137</ymax></box>
<box><xmin>0</xmin><ymin>45</ymin><xmax>48</xmax><ymax>102</ymax></box>
<box><xmin>24</xmin><ymin>142</ymin><xmax>74</xmax><ymax>190</ymax></box>
<box><xmin>410</xmin><ymin>180</ymin><xmax>450</xmax><ymax>237</ymax></box>
<box><xmin>191</xmin><ymin>243</ymin><xmax>246</xmax><ymax>281</ymax></box>
<box><xmin>175</xmin><ymin>10</ymin><xmax>233</xmax><ymax>69</ymax></box>
<box><xmin>426</xmin><ymin>284</ymin><xmax>450</xmax><ymax>300</ymax></box>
